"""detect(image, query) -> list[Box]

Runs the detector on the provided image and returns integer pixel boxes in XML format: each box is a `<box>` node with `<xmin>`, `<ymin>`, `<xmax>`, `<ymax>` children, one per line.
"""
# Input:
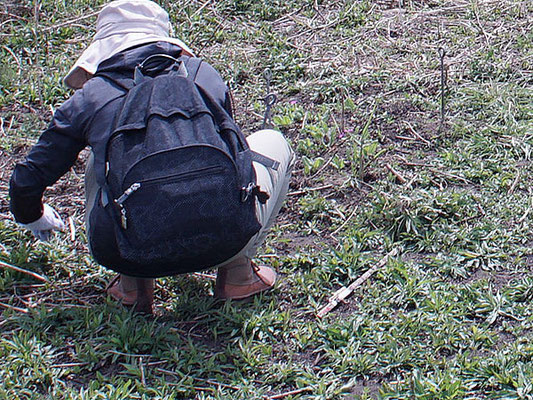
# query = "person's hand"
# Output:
<box><xmin>22</xmin><ymin>204</ymin><xmax>65</xmax><ymax>241</ymax></box>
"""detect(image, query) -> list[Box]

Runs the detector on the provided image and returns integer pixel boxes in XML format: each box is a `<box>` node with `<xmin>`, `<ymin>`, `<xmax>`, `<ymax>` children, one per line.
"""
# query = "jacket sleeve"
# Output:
<box><xmin>9</xmin><ymin>92</ymin><xmax>89</xmax><ymax>224</ymax></box>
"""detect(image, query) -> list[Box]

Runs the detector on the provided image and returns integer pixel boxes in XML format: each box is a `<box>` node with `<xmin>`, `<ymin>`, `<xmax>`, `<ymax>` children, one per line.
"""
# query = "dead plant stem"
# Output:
<box><xmin>0</xmin><ymin>260</ymin><xmax>49</xmax><ymax>283</ymax></box>
<box><xmin>42</xmin><ymin>9</ymin><xmax>101</xmax><ymax>31</ymax></box>
<box><xmin>270</xmin><ymin>387</ymin><xmax>313</xmax><ymax>399</ymax></box>
<box><xmin>0</xmin><ymin>301</ymin><xmax>28</xmax><ymax>314</ymax></box>
<box><xmin>287</xmin><ymin>184</ymin><xmax>333</xmax><ymax>197</ymax></box>
<box><xmin>317</xmin><ymin>248</ymin><xmax>399</xmax><ymax>318</ymax></box>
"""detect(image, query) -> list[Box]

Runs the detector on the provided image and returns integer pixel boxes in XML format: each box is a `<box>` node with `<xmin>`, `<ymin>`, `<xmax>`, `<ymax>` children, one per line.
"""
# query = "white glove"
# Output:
<box><xmin>22</xmin><ymin>204</ymin><xmax>65</xmax><ymax>241</ymax></box>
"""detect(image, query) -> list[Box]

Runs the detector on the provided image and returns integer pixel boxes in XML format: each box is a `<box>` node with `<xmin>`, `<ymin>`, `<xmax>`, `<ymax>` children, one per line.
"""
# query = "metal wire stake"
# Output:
<box><xmin>263</xmin><ymin>68</ymin><xmax>272</xmax><ymax>94</ymax></box>
<box><xmin>438</xmin><ymin>47</ymin><xmax>447</xmax><ymax>129</ymax></box>
<box><xmin>262</xmin><ymin>93</ymin><xmax>277</xmax><ymax>130</ymax></box>
<box><xmin>261</xmin><ymin>68</ymin><xmax>276</xmax><ymax>129</ymax></box>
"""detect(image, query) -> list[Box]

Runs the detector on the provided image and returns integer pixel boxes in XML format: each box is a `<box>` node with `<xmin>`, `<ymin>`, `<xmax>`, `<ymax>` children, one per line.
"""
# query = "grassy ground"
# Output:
<box><xmin>0</xmin><ymin>0</ymin><xmax>532</xmax><ymax>399</ymax></box>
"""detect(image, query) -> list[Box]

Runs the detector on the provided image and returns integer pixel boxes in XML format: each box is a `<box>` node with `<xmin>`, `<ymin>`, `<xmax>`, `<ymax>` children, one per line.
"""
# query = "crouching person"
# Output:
<box><xmin>9</xmin><ymin>0</ymin><xmax>294</xmax><ymax>314</ymax></box>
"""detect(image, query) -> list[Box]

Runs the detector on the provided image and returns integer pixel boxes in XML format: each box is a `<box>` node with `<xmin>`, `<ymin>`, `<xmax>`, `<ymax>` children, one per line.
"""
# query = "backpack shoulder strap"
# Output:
<box><xmin>184</xmin><ymin>57</ymin><xmax>203</xmax><ymax>82</ymax></box>
<box><xmin>183</xmin><ymin>57</ymin><xmax>280</xmax><ymax>171</ymax></box>
<box><xmin>94</xmin><ymin>72</ymin><xmax>134</xmax><ymax>92</ymax></box>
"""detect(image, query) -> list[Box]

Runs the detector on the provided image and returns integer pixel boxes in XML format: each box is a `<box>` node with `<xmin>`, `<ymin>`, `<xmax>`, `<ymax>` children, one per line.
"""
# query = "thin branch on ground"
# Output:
<box><xmin>317</xmin><ymin>248</ymin><xmax>400</xmax><ymax>318</ymax></box>
<box><xmin>270</xmin><ymin>387</ymin><xmax>313</xmax><ymax>399</ymax></box>
<box><xmin>0</xmin><ymin>260</ymin><xmax>50</xmax><ymax>283</ymax></box>
<box><xmin>287</xmin><ymin>184</ymin><xmax>333</xmax><ymax>197</ymax></box>
<box><xmin>42</xmin><ymin>10</ymin><xmax>101</xmax><ymax>31</ymax></box>
<box><xmin>385</xmin><ymin>163</ymin><xmax>407</xmax><ymax>184</ymax></box>
<box><xmin>0</xmin><ymin>301</ymin><xmax>28</xmax><ymax>314</ymax></box>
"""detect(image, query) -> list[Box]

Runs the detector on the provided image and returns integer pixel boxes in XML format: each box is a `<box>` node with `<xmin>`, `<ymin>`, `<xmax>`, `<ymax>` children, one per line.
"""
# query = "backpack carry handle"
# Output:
<box><xmin>134</xmin><ymin>54</ymin><xmax>188</xmax><ymax>85</ymax></box>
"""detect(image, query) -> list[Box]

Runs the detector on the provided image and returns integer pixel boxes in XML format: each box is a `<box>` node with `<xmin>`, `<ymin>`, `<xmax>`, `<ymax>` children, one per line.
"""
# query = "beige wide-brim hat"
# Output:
<box><xmin>64</xmin><ymin>0</ymin><xmax>194</xmax><ymax>89</ymax></box>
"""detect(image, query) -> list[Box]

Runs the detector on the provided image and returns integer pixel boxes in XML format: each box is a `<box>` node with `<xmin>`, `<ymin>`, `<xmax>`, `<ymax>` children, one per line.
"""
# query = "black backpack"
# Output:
<box><xmin>88</xmin><ymin>55</ymin><xmax>278</xmax><ymax>276</ymax></box>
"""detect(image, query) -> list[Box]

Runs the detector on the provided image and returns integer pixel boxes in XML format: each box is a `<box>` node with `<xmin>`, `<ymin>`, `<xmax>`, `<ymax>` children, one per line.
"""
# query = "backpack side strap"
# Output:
<box><xmin>251</xmin><ymin>151</ymin><xmax>280</xmax><ymax>170</ymax></box>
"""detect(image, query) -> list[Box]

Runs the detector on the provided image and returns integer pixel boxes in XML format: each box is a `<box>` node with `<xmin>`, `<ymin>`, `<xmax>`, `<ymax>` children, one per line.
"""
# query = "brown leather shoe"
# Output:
<box><xmin>215</xmin><ymin>261</ymin><xmax>277</xmax><ymax>300</ymax></box>
<box><xmin>106</xmin><ymin>274</ymin><xmax>154</xmax><ymax>314</ymax></box>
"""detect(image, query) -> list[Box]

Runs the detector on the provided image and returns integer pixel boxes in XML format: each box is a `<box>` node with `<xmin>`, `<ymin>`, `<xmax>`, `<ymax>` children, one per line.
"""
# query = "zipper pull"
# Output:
<box><xmin>120</xmin><ymin>208</ymin><xmax>128</xmax><ymax>229</ymax></box>
<box><xmin>241</xmin><ymin>183</ymin><xmax>254</xmax><ymax>203</ymax></box>
<box><xmin>240</xmin><ymin>183</ymin><xmax>270</xmax><ymax>204</ymax></box>
<box><xmin>115</xmin><ymin>183</ymin><xmax>141</xmax><ymax>229</ymax></box>
<box><xmin>116</xmin><ymin>183</ymin><xmax>141</xmax><ymax>205</ymax></box>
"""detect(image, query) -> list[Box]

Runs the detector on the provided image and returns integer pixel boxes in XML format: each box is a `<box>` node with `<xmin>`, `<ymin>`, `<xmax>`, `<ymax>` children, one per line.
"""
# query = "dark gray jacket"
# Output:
<box><xmin>10</xmin><ymin>42</ymin><xmax>232</xmax><ymax>223</ymax></box>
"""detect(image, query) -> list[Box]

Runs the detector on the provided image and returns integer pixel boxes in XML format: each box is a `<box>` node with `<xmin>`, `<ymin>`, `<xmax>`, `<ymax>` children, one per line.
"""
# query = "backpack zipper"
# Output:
<box><xmin>115</xmin><ymin>183</ymin><xmax>141</xmax><ymax>229</ymax></box>
<box><xmin>135</xmin><ymin>165</ymin><xmax>223</xmax><ymax>186</ymax></box>
<box><xmin>115</xmin><ymin>166</ymin><xmax>223</xmax><ymax>229</ymax></box>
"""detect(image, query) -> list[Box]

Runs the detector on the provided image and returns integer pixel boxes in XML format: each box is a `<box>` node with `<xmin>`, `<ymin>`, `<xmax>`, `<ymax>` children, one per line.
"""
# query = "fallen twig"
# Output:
<box><xmin>289</xmin><ymin>16</ymin><xmax>348</xmax><ymax>40</ymax></box>
<box><xmin>518</xmin><ymin>208</ymin><xmax>530</xmax><ymax>224</ymax></box>
<box><xmin>309</xmin><ymin>155</ymin><xmax>335</xmax><ymax>180</ymax></box>
<box><xmin>193</xmin><ymin>376</ymin><xmax>241</xmax><ymax>391</ymax></box>
<box><xmin>1</xmin><ymin>45</ymin><xmax>21</xmax><ymax>76</ymax></box>
<box><xmin>258</xmin><ymin>254</ymin><xmax>279</xmax><ymax>259</ymax></box>
<box><xmin>438</xmin><ymin>47</ymin><xmax>447</xmax><ymax>130</ymax></box>
<box><xmin>0</xmin><ymin>301</ymin><xmax>29</xmax><ymax>314</ymax></box>
<box><xmin>507</xmin><ymin>170</ymin><xmax>521</xmax><ymax>195</ymax></box>
<box><xmin>50</xmin><ymin>362</ymin><xmax>89</xmax><ymax>368</ymax></box>
<box><xmin>165</xmin><ymin>383</ymin><xmax>215</xmax><ymax>393</ymax></box>
<box><xmin>287</xmin><ymin>184</ymin><xmax>333</xmax><ymax>197</ymax></box>
<box><xmin>429</xmin><ymin>168</ymin><xmax>469</xmax><ymax>184</ymax></box>
<box><xmin>193</xmin><ymin>272</ymin><xmax>216</xmax><ymax>280</ymax></box>
<box><xmin>385</xmin><ymin>163</ymin><xmax>407</xmax><ymax>184</ymax></box>
<box><xmin>191</xmin><ymin>0</ymin><xmax>213</xmax><ymax>17</ymax></box>
<box><xmin>0</xmin><ymin>11</ymin><xmax>29</xmax><ymax>22</ymax></box>
<box><xmin>109</xmin><ymin>350</ymin><xmax>152</xmax><ymax>358</ymax></box>
<box><xmin>17</xmin><ymin>286</ymin><xmax>68</xmax><ymax>299</ymax></box>
<box><xmin>195</xmin><ymin>13</ymin><xmax>231</xmax><ymax>56</ymax></box>
<box><xmin>42</xmin><ymin>10</ymin><xmax>101</xmax><ymax>31</ymax></box>
<box><xmin>0</xmin><ymin>260</ymin><xmax>50</xmax><ymax>283</ymax></box>
<box><xmin>68</xmin><ymin>216</ymin><xmax>76</xmax><ymax>242</ymax></box>
<box><xmin>398</xmin><ymin>160</ymin><xmax>433</xmax><ymax>168</ymax></box>
<box><xmin>331</xmin><ymin>205</ymin><xmax>359</xmax><ymax>236</ymax></box>
<box><xmin>156</xmin><ymin>368</ymin><xmax>241</xmax><ymax>390</ymax></box>
<box><xmin>405</xmin><ymin>120</ymin><xmax>431</xmax><ymax>146</ymax></box>
<box><xmin>43</xmin><ymin>304</ymin><xmax>91</xmax><ymax>310</ymax></box>
<box><xmin>317</xmin><ymin>248</ymin><xmax>399</xmax><ymax>318</ymax></box>
<box><xmin>270</xmin><ymin>387</ymin><xmax>313</xmax><ymax>399</ymax></box>
<box><xmin>140</xmin><ymin>357</ymin><xmax>146</xmax><ymax>387</ymax></box>
<box><xmin>395</xmin><ymin>134</ymin><xmax>417</xmax><ymax>142</ymax></box>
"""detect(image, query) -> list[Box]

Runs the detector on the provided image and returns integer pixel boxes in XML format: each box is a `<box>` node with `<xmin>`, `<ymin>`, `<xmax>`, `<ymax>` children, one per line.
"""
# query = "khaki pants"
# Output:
<box><xmin>215</xmin><ymin>129</ymin><xmax>294</xmax><ymax>266</ymax></box>
<box><xmin>85</xmin><ymin>129</ymin><xmax>294</xmax><ymax>269</ymax></box>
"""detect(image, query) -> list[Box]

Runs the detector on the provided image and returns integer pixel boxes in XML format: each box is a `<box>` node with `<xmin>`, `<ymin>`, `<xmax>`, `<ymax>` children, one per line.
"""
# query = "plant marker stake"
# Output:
<box><xmin>340</xmin><ymin>88</ymin><xmax>345</xmax><ymax>136</ymax></box>
<box><xmin>317</xmin><ymin>248</ymin><xmax>399</xmax><ymax>318</ymax></box>
<box><xmin>263</xmin><ymin>68</ymin><xmax>272</xmax><ymax>94</ymax></box>
<box><xmin>438</xmin><ymin>47</ymin><xmax>446</xmax><ymax>130</ymax></box>
<box><xmin>262</xmin><ymin>93</ymin><xmax>277</xmax><ymax>130</ymax></box>
<box><xmin>261</xmin><ymin>68</ymin><xmax>277</xmax><ymax>129</ymax></box>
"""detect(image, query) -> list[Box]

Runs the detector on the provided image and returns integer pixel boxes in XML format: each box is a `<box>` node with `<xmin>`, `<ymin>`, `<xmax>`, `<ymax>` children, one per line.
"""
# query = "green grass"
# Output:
<box><xmin>1</xmin><ymin>0</ymin><xmax>532</xmax><ymax>399</ymax></box>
